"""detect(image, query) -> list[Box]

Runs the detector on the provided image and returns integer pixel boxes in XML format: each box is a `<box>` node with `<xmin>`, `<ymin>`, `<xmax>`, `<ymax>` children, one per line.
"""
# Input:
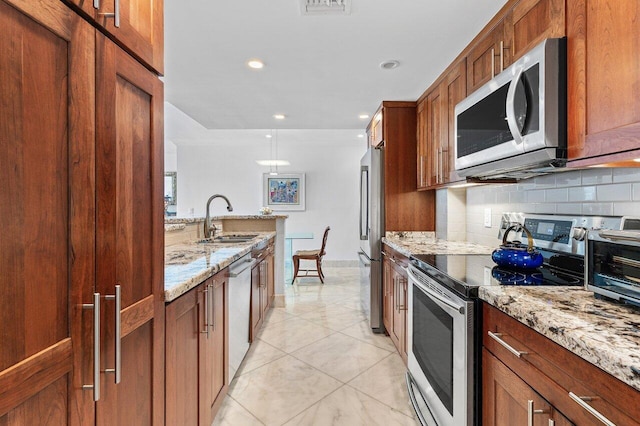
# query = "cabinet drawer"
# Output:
<box><xmin>483</xmin><ymin>303</ymin><xmax>640</xmax><ymax>425</ymax></box>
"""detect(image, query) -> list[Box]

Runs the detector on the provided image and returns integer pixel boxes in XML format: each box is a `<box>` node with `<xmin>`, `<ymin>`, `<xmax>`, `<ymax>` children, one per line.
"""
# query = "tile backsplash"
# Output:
<box><xmin>459</xmin><ymin>168</ymin><xmax>640</xmax><ymax>247</ymax></box>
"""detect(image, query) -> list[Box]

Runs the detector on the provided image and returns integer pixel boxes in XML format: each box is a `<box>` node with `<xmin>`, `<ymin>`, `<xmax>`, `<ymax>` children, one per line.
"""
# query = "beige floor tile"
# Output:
<box><xmin>340</xmin><ymin>320</ymin><xmax>396</xmax><ymax>352</ymax></box>
<box><xmin>348</xmin><ymin>353</ymin><xmax>414</xmax><ymax>417</ymax></box>
<box><xmin>282</xmin><ymin>385</ymin><xmax>418</xmax><ymax>426</ymax></box>
<box><xmin>263</xmin><ymin>307</ymin><xmax>295</xmax><ymax>326</ymax></box>
<box><xmin>258</xmin><ymin>316</ymin><xmax>335</xmax><ymax>353</ymax></box>
<box><xmin>229</xmin><ymin>355</ymin><xmax>342</xmax><ymax>425</ymax></box>
<box><xmin>291</xmin><ymin>333</ymin><xmax>392</xmax><ymax>382</ymax></box>
<box><xmin>212</xmin><ymin>396</ymin><xmax>264</xmax><ymax>426</ymax></box>
<box><xmin>298</xmin><ymin>303</ymin><xmax>367</xmax><ymax>331</ymax></box>
<box><xmin>235</xmin><ymin>338</ymin><xmax>287</xmax><ymax>377</ymax></box>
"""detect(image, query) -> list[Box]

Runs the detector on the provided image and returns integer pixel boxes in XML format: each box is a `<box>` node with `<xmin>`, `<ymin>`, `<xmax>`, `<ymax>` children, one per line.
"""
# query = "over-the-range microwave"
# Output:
<box><xmin>454</xmin><ymin>38</ymin><xmax>566</xmax><ymax>180</ymax></box>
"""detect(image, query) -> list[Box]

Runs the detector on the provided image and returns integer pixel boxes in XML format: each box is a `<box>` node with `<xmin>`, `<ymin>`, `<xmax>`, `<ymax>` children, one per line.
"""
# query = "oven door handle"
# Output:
<box><xmin>407</xmin><ymin>267</ymin><xmax>465</xmax><ymax>315</ymax></box>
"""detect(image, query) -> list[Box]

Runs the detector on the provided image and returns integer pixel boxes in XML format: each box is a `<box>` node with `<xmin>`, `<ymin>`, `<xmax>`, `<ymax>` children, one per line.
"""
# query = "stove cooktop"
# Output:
<box><xmin>410</xmin><ymin>253</ymin><xmax>584</xmax><ymax>298</ymax></box>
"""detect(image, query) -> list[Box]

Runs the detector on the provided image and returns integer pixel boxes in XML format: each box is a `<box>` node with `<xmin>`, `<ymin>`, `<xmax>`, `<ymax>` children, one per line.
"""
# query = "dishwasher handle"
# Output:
<box><xmin>229</xmin><ymin>258</ymin><xmax>257</xmax><ymax>277</ymax></box>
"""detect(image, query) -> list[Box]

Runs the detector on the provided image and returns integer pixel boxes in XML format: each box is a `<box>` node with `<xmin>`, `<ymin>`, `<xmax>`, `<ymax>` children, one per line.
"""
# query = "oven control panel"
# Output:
<box><xmin>523</xmin><ymin>218</ymin><xmax>572</xmax><ymax>244</ymax></box>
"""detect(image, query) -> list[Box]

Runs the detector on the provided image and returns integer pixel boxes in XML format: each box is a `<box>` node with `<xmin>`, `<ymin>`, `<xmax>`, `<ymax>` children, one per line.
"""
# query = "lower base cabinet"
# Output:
<box><xmin>165</xmin><ymin>270</ymin><xmax>228</xmax><ymax>426</ymax></box>
<box><xmin>382</xmin><ymin>244</ymin><xmax>409</xmax><ymax>364</ymax></box>
<box><xmin>250</xmin><ymin>238</ymin><xmax>275</xmax><ymax>342</ymax></box>
<box><xmin>483</xmin><ymin>302</ymin><xmax>640</xmax><ymax>426</ymax></box>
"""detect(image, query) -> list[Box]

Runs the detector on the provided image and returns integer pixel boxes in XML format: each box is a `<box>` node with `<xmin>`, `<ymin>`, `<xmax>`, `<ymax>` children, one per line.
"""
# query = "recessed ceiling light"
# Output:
<box><xmin>380</xmin><ymin>60</ymin><xmax>400</xmax><ymax>70</ymax></box>
<box><xmin>357</xmin><ymin>134</ymin><xmax>364</xmax><ymax>138</ymax></box>
<box><xmin>256</xmin><ymin>160</ymin><xmax>290</xmax><ymax>166</ymax></box>
<box><xmin>359</xmin><ymin>114</ymin><xmax>369</xmax><ymax>119</ymax></box>
<box><xmin>247</xmin><ymin>59</ymin><xmax>264</xmax><ymax>69</ymax></box>
<box><xmin>265</xmin><ymin>134</ymin><xmax>272</xmax><ymax>138</ymax></box>
<box><xmin>273</xmin><ymin>114</ymin><xmax>286</xmax><ymax>120</ymax></box>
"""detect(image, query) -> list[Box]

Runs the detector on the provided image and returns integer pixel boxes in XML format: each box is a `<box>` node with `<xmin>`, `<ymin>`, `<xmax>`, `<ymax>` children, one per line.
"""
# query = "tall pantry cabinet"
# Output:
<box><xmin>0</xmin><ymin>0</ymin><xmax>164</xmax><ymax>424</ymax></box>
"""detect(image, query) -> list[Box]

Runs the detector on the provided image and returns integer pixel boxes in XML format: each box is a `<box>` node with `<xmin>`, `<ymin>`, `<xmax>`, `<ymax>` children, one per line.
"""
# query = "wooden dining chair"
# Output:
<box><xmin>292</xmin><ymin>226</ymin><xmax>330</xmax><ymax>284</ymax></box>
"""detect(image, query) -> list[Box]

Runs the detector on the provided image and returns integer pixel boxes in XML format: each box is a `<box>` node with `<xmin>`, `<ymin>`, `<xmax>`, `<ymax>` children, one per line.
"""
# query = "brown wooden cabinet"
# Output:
<box><xmin>567</xmin><ymin>0</ymin><xmax>640</xmax><ymax>166</ymax></box>
<box><xmin>165</xmin><ymin>271</ymin><xmax>228</xmax><ymax>426</ymax></box>
<box><xmin>483</xmin><ymin>349</ymin><xmax>573</xmax><ymax>426</ymax></box>
<box><xmin>0</xmin><ymin>1</ymin><xmax>94</xmax><ymax>423</ymax></box>
<box><xmin>94</xmin><ymin>32</ymin><xmax>164</xmax><ymax>426</ymax></box>
<box><xmin>483</xmin><ymin>302</ymin><xmax>640</xmax><ymax>426</ymax></box>
<box><xmin>63</xmin><ymin>0</ymin><xmax>164</xmax><ymax>74</ymax></box>
<box><xmin>381</xmin><ymin>244</ymin><xmax>409</xmax><ymax>364</ymax></box>
<box><xmin>250</xmin><ymin>238</ymin><xmax>275</xmax><ymax>341</ymax></box>
<box><xmin>418</xmin><ymin>60</ymin><xmax>467</xmax><ymax>190</ymax></box>
<box><xmin>369</xmin><ymin>101</ymin><xmax>435</xmax><ymax>232</ymax></box>
<box><xmin>467</xmin><ymin>20</ymin><xmax>506</xmax><ymax>94</ymax></box>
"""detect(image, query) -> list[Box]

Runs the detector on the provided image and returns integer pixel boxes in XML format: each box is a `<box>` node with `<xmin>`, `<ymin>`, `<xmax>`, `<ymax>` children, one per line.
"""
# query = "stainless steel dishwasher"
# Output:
<box><xmin>228</xmin><ymin>254</ymin><xmax>256</xmax><ymax>383</ymax></box>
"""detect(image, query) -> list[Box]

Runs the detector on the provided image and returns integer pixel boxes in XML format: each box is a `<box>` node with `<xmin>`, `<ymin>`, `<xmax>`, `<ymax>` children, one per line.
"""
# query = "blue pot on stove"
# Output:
<box><xmin>492</xmin><ymin>225</ymin><xmax>544</xmax><ymax>270</ymax></box>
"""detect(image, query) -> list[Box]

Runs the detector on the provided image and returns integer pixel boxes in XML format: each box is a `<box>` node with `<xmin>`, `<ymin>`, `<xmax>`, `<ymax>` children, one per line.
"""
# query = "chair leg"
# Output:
<box><xmin>317</xmin><ymin>258</ymin><xmax>324</xmax><ymax>284</ymax></box>
<box><xmin>292</xmin><ymin>257</ymin><xmax>299</xmax><ymax>284</ymax></box>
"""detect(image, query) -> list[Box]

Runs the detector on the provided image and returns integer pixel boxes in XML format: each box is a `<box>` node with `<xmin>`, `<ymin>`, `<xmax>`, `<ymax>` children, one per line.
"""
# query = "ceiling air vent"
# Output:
<box><xmin>300</xmin><ymin>0</ymin><xmax>352</xmax><ymax>15</ymax></box>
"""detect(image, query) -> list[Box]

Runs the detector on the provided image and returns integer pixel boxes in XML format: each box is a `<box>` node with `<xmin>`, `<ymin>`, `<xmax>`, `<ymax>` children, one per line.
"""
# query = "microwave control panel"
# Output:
<box><xmin>523</xmin><ymin>218</ymin><xmax>573</xmax><ymax>244</ymax></box>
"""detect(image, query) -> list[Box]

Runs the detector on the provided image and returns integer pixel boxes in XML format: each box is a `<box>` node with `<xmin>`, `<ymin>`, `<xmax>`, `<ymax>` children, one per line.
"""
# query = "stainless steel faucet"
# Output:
<box><xmin>204</xmin><ymin>194</ymin><xmax>233</xmax><ymax>238</ymax></box>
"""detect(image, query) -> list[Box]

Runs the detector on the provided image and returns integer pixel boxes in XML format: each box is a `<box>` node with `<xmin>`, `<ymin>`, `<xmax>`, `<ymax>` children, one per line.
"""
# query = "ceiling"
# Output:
<box><xmin>164</xmin><ymin>0</ymin><xmax>507</xmax><ymax>130</ymax></box>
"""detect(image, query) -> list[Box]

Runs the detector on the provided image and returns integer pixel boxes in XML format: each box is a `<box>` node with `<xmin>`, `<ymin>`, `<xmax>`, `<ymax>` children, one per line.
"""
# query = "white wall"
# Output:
<box><xmin>166</xmin><ymin>104</ymin><xmax>366</xmax><ymax>261</ymax></box>
<box><xmin>464</xmin><ymin>168</ymin><xmax>640</xmax><ymax>246</ymax></box>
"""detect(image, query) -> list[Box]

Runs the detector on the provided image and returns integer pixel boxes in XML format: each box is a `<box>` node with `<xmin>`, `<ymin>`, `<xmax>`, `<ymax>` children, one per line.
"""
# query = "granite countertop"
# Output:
<box><xmin>383</xmin><ymin>232</ymin><xmax>494</xmax><ymax>257</ymax></box>
<box><xmin>165</xmin><ymin>223</ymin><xmax>186</xmax><ymax>232</ymax></box>
<box><xmin>164</xmin><ymin>217</ymin><xmax>205</xmax><ymax>224</ymax></box>
<box><xmin>210</xmin><ymin>214</ymin><xmax>289</xmax><ymax>220</ymax></box>
<box><xmin>164</xmin><ymin>231</ymin><xmax>275</xmax><ymax>302</ymax></box>
<box><xmin>480</xmin><ymin>286</ymin><xmax>640</xmax><ymax>391</ymax></box>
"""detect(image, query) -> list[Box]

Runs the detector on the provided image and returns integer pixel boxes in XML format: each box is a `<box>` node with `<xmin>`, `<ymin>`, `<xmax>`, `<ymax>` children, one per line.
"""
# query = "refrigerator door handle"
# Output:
<box><xmin>360</xmin><ymin>166</ymin><xmax>369</xmax><ymax>240</ymax></box>
<box><xmin>358</xmin><ymin>250</ymin><xmax>372</xmax><ymax>266</ymax></box>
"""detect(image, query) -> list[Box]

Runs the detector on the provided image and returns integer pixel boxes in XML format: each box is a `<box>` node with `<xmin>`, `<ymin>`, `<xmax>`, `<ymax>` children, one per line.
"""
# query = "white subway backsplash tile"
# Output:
<box><xmin>534</xmin><ymin>174</ymin><xmax>557</xmax><ymax>188</ymax></box>
<box><xmin>613</xmin><ymin>202</ymin><xmax>640</xmax><ymax>217</ymax></box>
<box><xmin>526</xmin><ymin>189</ymin><xmax>546</xmax><ymax>203</ymax></box>
<box><xmin>613</xmin><ymin>168</ymin><xmax>640</xmax><ymax>183</ymax></box>
<box><xmin>596</xmin><ymin>183</ymin><xmax>631</xmax><ymax>202</ymax></box>
<box><xmin>554</xmin><ymin>170</ymin><xmax>582</xmax><ymax>187</ymax></box>
<box><xmin>633</xmin><ymin>183</ymin><xmax>640</xmax><ymax>201</ymax></box>
<box><xmin>568</xmin><ymin>186</ymin><xmax>596</xmax><ymax>202</ymax></box>
<box><xmin>581</xmin><ymin>168</ymin><xmax>613</xmax><ymax>185</ymax></box>
<box><xmin>545</xmin><ymin>188</ymin><xmax>568</xmax><ymax>202</ymax></box>
<box><xmin>582</xmin><ymin>202</ymin><xmax>613</xmax><ymax>215</ymax></box>
<box><xmin>556</xmin><ymin>203</ymin><xmax>582</xmax><ymax>214</ymax></box>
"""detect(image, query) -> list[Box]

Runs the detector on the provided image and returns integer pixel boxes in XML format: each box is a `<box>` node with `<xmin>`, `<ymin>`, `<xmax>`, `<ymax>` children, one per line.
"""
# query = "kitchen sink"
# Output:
<box><xmin>197</xmin><ymin>234</ymin><xmax>258</xmax><ymax>244</ymax></box>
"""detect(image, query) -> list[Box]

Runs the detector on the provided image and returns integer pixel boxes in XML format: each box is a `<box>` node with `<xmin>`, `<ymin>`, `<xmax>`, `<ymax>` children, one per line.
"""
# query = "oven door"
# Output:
<box><xmin>406</xmin><ymin>265</ymin><xmax>474</xmax><ymax>426</ymax></box>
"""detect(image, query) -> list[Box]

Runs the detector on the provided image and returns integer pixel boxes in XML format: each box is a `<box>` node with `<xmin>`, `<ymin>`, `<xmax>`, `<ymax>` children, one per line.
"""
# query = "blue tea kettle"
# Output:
<box><xmin>491</xmin><ymin>225</ymin><xmax>544</xmax><ymax>269</ymax></box>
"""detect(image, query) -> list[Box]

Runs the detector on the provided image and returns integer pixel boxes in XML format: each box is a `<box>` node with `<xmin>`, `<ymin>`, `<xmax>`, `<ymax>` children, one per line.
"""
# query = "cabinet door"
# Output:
<box><xmin>483</xmin><ymin>349</ymin><xmax>573</xmax><ymax>426</ymax></box>
<box><xmin>165</xmin><ymin>288</ymin><xmax>201</xmax><ymax>426</ymax></box>
<box><xmin>0</xmin><ymin>1</ymin><xmax>94</xmax><ymax>424</ymax></box>
<box><xmin>426</xmin><ymin>85</ymin><xmax>445</xmax><ymax>187</ymax></box>
<box><xmin>467</xmin><ymin>21</ymin><xmax>505</xmax><ymax>93</ymax></box>
<box><xmin>201</xmin><ymin>274</ymin><xmax>228</xmax><ymax>425</ymax></box>
<box><xmin>95</xmin><ymin>33</ymin><xmax>164</xmax><ymax>426</ymax></box>
<box><xmin>505</xmin><ymin>0</ymin><xmax>565</xmax><ymax>65</ymax></box>
<box><xmin>391</xmin><ymin>268</ymin><xmax>406</xmax><ymax>363</ymax></box>
<box><xmin>444</xmin><ymin>60</ymin><xmax>466</xmax><ymax>184</ymax></box>
<box><xmin>260</xmin><ymin>258</ymin><xmax>269</xmax><ymax>318</ymax></box>
<box><xmin>567</xmin><ymin>0</ymin><xmax>640</xmax><ymax>164</ymax></box>
<box><xmin>63</xmin><ymin>0</ymin><xmax>163</xmax><ymax>74</ymax></box>
<box><xmin>266</xmin><ymin>249</ymin><xmax>275</xmax><ymax>307</ymax></box>
<box><xmin>416</xmin><ymin>99</ymin><xmax>429</xmax><ymax>190</ymax></box>
<box><xmin>250</xmin><ymin>264</ymin><xmax>262</xmax><ymax>342</ymax></box>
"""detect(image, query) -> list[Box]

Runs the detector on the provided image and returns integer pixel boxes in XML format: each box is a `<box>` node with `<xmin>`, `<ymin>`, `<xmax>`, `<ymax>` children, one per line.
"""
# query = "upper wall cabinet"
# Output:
<box><xmin>567</xmin><ymin>0</ymin><xmax>640</xmax><ymax>166</ymax></box>
<box><xmin>63</xmin><ymin>0</ymin><xmax>164</xmax><ymax>74</ymax></box>
<box><xmin>467</xmin><ymin>0</ymin><xmax>565</xmax><ymax>94</ymax></box>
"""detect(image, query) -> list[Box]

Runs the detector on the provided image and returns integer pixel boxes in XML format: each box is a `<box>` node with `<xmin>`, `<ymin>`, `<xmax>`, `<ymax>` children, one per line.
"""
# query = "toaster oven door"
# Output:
<box><xmin>587</xmin><ymin>230</ymin><xmax>640</xmax><ymax>305</ymax></box>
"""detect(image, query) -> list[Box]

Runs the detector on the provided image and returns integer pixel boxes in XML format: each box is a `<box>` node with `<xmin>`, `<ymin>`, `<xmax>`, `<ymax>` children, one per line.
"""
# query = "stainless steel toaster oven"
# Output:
<box><xmin>586</xmin><ymin>229</ymin><xmax>640</xmax><ymax>307</ymax></box>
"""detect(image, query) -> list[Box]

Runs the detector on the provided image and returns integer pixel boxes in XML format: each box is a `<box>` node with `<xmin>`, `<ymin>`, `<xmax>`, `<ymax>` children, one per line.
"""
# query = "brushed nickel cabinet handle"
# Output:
<box><xmin>82</xmin><ymin>293</ymin><xmax>101</xmax><ymax>401</ymax></box>
<box><xmin>491</xmin><ymin>47</ymin><xmax>496</xmax><ymax>78</ymax></box>
<box><xmin>527</xmin><ymin>400</ymin><xmax>546</xmax><ymax>426</ymax></box>
<box><xmin>549</xmin><ymin>420</ymin><xmax>555</xmax><ymax>426</ymax></box>
<box><xmin>201</xmin><ymin>286</ymin><xmax>210</xmax><ymax>338</ymax></box>
<box><xmin>99</xmin><ymin>0</ymin><xmax>120</xmax><ymax>27</ymax></box>
<box><xmin>94</xmin><ymin>0</ymin><xmax>99</xmax><ymax>9</ymax></box>
<box><xmin>209</xmin><ymin>283</ymin><xmax>215</xmax><ymax>330</ymax></box>
<box><xmin>500</xmin><ymin>40</ymin><xmax>504</xmax><ymax>72</ymax></box>
<box><xmin>487</xmin><ymin>331</ymin><xmax>528</xmax><ymax>358</ymax></box>
<box><xmin>569</xmin><ymin>392</ymin><xmax>616</xmax><ymax>426</ymax></box>
<box><xmin>104</xmin><ymin>285</ymin><xmax>121</xmax><ymax>384</ymax></box>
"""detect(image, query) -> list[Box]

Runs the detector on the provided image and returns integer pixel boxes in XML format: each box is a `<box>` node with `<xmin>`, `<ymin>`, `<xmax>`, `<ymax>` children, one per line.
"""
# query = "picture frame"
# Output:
<box><xmin>263</xmin><ymin>173</ymin><xmax>306</xmax><ymax>211</ymax></box>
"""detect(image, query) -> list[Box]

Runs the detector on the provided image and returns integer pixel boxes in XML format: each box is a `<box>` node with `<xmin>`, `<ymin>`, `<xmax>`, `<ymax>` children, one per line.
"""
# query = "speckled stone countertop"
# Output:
<box><xmin>164</xmin><ymin>217</ymin><xmax>205</xmax><ymax>224</ymax></box>
<box><xmin>383</xmin><ymin>232</ymin><xmax>494</xmax><ymax>257</ymax></box>
<box><xmin>165</xmin><ymin>223</ymin><xmax>186</xmax><ymax>232</ymax></box>
<box><xmin>164</xmin><ymin>231</ymin><xmax>275</xmax><ymax>302</ymax></box>
<box><xmin>480</xmin><ymin>286</ymin><xmax>640</xmax><ymax>392</ymax></box>
<box><xmin>210</xmin><ymin>214</ymin><xmax>289</xmax><ymax>220</ymax></box>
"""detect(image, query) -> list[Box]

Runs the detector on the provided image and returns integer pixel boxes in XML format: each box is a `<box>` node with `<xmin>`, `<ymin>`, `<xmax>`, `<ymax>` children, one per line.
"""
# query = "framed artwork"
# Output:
<box><xmin>263</xmin><ymin>173</ymin><xmax>306</xmax><ymax>211</ymax></box>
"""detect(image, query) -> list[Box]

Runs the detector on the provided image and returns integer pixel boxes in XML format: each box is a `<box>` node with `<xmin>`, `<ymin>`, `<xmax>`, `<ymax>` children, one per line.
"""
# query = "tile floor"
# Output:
<box><xmin>213</xmin><ymin>267</ymin><xmax>419</xmax><ymax>426</ymax></box>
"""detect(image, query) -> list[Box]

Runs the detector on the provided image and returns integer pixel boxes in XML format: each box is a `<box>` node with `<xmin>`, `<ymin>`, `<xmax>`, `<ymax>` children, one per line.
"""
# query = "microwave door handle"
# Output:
<box><xmin>506</xmin><ymin>66</ymin><xmax>525</xmax><ymax>146</ymax></box>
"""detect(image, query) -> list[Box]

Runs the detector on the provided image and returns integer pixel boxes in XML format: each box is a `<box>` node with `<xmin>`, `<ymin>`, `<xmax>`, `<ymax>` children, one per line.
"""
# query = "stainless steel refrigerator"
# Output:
<box><xmin>358</xmin><ymin>147</ymin><xmax>384</xmax><ymax>333</ymax></box>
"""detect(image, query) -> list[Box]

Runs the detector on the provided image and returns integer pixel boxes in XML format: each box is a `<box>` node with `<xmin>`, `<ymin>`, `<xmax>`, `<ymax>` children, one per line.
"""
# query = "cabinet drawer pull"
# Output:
<box><xmin>487</xmin><ymin>331</ymin><xmax>528</xmax><ymax>358</ymax></box>
<box><xmin>201</xmin><ymin>286</ymin><xmax>210</xmax><ymax>338</ymax></box>
<box><xmin>99</xmin><ymin>0</ymin><xmax>120</xmax><ymax>27</ymax></box>
<box><xmin>527</xmin><ymin>400</ymin><xmax>546</xmax><ymax>426</ymax></box>
<box><xmin>82</xmin><ymin>293</ymin><xmax>101</xmax><ymax>401</ymax></box>
<box><xmin>569</xmin><ymin>392</ymin><xmax>616</xmax><ymax>426</ymax></box>
<box><xmin>104</xmin><ymin>285</ymin><xmax>122</xmax><ymax>384</ymax></box>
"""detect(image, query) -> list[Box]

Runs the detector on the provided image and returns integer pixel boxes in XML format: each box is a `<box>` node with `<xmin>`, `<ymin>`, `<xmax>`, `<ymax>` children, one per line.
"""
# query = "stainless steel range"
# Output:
<box><xmin>405</xmin><ymin>213</ymin><xmax>622</xmax><ymax>426</ymax></box>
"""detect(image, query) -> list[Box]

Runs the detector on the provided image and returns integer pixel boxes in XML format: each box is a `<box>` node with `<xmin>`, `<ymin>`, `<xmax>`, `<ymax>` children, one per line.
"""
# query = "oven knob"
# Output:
<box><xmin>572</xmin><ymin>227</ymin><xmax>587</xmax><ymax>241</ymax></box>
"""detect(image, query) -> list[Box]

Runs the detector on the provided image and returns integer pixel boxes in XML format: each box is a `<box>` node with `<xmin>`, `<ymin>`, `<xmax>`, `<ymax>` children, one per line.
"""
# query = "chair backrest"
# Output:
<box><xmin>319</xmin><ymin>226</ymin><xmax>330</xmax><ymax>257</ymax></box>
